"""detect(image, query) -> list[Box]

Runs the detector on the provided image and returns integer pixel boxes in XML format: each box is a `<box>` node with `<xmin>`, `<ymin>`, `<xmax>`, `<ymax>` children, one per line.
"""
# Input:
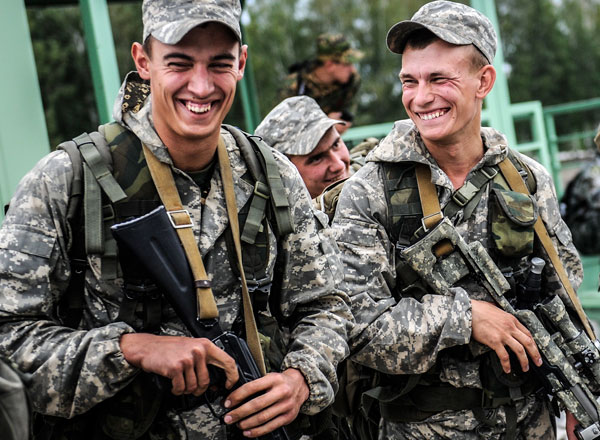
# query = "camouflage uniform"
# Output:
<box><xmin>561</xmin><ymin>153</ymin><xmax>600</xmax><ymax>255</ymax></box>
<box><xmin>332</xmin><ymin>120</ymin><xmax>583</xmax><ymax>439</ymax></box>
<box><xmin>280</xmin><ymin>34</ymin><xmax>362</xmax><ymax>120</ymax></box>
<box><xmin>0</xmin><ymin>57</ymin><xmax>351</xmax><ymax>440</ymax></box>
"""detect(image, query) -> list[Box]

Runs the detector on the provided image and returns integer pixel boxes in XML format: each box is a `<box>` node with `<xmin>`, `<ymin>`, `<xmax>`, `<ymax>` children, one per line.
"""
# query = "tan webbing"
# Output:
<box><xmin>217</xmin><ymin>137</ymin><xmax>267</xmax><ymax>375</ymax></box>
<box><xmin>497</xmin><ymin>157</ymin><xmax>596</xmax><ymax>339</ymax></box>
<box><xmin>141</xmin><ymin>143</ymin><xmax>219</xmax><ymax>320</ymax></box>
<box><xmin>415</xmin><ymin>164</ymin><xmax>454</xmax><ymax>256</ymax></box>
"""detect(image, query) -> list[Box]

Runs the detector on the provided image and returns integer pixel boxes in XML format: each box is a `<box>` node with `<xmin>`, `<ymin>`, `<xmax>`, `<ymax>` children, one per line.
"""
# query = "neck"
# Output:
<box><xmin>164</xmin><ymin>133</ymin><xmax>220</xmax><ymax>172</ymax></box>
<box><xmin>312</xmin><ymin>64</ymin><xmax>334</xmax><ymax>85</ymax></box>
<box><xmin>424</xmin><ymin>134</ymin><xmax>484</xmax><ymax>190</ymax></box>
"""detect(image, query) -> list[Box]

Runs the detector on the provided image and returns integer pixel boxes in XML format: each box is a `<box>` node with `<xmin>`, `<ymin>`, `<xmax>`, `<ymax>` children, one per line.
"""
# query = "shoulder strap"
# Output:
<box><xmin>497</xmin><ymin>157</ymin><xmax>595</xmax><ymax>340</ymax></box>
<box><xmin>222</xmin><ymin>125</ymin><xmax>293</xmax><ymax>241</ymax></box>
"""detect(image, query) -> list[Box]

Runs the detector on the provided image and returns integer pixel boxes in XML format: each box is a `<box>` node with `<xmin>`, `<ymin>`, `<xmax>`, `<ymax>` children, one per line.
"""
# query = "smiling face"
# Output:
<box><xmin>132</xmin><ymin>23</ymin><xmax>247</xmax><ymax>153</ymax></box>
<box><xmin>399</xmin><ymin>39</ymin><xmax>494</xmax><ymax>149</ymax></box>
<box><xmin>288</xmin><ymin>127</ymin><xmax>350</xmax><ymax>198</ymax></box>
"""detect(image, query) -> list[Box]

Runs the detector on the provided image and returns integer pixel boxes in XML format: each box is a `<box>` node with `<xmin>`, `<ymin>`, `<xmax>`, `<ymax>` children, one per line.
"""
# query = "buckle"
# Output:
<box><xmin>421</xmin><ymin>212</ymin><xmax>443</xmax><ymax>233</ymax></box>
<box><xmin>451</xmin><ymin>181</ymin><xmax>479</xmax><ymax>207</ymax></box>
<box><xmin>253</xmin><ymin>181</ymin><xmax>270</xmax><ymax>199</ymax></box>
<box><xmin>481</xmin><ymin>166</ymin><xmax>498</xmax><ymax>180</ymax></box>
<box><xmin>167</xmin><ymin>209</ymin><xmax>193</xmax><ymax>229</ymax></box>
<box><xmin>102</xmin><ymin>204</ymin><xmax>116</xmax><ymax>221</ymax></box>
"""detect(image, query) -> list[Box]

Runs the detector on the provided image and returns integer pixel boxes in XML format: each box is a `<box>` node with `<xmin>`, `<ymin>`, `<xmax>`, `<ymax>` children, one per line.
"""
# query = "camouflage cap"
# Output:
<box><xmin>316</xmin><ymin>33</ymin><xmax>364</xmax><ymax>64</ymax></box>
<box><xmin>386</xmin><ymin>0</ymin><xmax>497</xmax><ymax>64</ymax></box>
<box><xmin>142</xmin><ymin>0</ymin><xmax>242</xmax><ymax>45</ymax></box>
<box><xmin>255</xmin><ymin>96</ymin><xmax>345</xmax><ymax>156</ymax></box>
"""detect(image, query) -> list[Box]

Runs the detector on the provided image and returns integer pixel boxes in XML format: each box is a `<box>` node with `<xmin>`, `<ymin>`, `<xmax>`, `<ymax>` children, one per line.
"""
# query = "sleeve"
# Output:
<box><xmin>522</xmin><ymin>155</ymin><xmax>583</xmax><ymax>307</ymax></box>
<box><xmin>272</xmin><ymin>154</ymin><xmax>353</xmax><ymax>415</ymax></box>
<box><xmin>0</xmin><ymin>151</ymin><xmax>138</xmax><ymax>418</ymax></box>
<box><xmin>331</xmin><ymin>163</ymin><xmax>472</xmax><ymax>375</ymax></box>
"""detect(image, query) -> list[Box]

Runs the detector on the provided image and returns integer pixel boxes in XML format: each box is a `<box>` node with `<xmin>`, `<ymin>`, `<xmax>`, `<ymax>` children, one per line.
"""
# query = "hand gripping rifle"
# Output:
<box><xmin>400</xmin><ymin>217</ymin><xmax>600</xmax><ymax>440</ymax></box>
<box><xmin>111</xmin><ymin>205</ymin><xmax>289</xmax><ymax>440</ymax></box>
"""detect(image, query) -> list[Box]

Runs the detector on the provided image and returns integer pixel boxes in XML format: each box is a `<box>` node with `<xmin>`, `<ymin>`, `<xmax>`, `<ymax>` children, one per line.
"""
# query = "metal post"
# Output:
<box><xmin>79</xmin><ymin>0</ymin><xmax>121</xmax><ymax>124</ymax></box>
<box><xmin>0</xmin><ymin>1</ymin><xmax>50</xmax><ymax>223</ymax></box>
<box><xmin>471</xmin><ymin>0</ymin><xmax>517</xmax><ymax>147</ymax></box>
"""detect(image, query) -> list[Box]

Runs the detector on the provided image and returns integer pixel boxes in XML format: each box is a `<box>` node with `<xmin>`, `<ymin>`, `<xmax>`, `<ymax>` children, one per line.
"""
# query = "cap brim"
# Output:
<box><xmin>387</xmin><ymin>20</ymin><xmax>473</xmax><ymax>54</ymax></box>
<box><xmin>296</xmin><ymin>118</ymin><xmax>345</xmax><ymax>156</ymax></box>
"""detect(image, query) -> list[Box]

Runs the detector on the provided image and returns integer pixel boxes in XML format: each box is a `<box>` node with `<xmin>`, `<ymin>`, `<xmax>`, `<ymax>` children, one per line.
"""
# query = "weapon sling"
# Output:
<box><xmin>414</xmin><ymin>159</ymin><xmax>595</xmax><ymax>340</ymax></box>
<box><xmin>141</xmin><ymin>139</ymin><xmax>267</xmax><ymax>375</ymax></box>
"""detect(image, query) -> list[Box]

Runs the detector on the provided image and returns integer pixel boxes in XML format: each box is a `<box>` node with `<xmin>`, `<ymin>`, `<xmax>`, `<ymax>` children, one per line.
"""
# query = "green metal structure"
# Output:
<box><xmin>2</xmin><ymin>0</ymin><xmax>600</xmax><ymax>317</ymax></box>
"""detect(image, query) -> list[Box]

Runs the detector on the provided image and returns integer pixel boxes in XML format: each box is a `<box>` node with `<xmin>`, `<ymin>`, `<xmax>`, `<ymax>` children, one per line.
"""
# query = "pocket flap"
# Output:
<box><xmin>492</xmin><ymin>188</ymin><xmax>538</xmax><ymax>227</ymax></box>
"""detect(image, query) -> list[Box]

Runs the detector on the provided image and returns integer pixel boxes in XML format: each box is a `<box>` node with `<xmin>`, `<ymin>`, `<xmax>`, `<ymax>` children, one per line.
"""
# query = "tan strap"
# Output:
<box><xmin>415</xmin><ymin>164</ymin><xmax>454</xmax><ymax>256</ymax></box>
<box><xmin>498</xmin><ymin>157</ymin><xmax>596</xmax><ymax>339</ymax></box>
<box><xmin>141</xmin><ymin>144</ymin><xmax>219</xmax><ymax>320</ymax></box>
<box><xmin>217</xmin><ymin>137</ymin><xmax>267</xmax><ymax>375</ymax></box>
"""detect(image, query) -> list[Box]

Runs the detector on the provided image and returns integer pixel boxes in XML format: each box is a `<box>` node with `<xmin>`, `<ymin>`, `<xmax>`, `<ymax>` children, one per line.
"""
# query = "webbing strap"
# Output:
<box><xmin>498</xmin><ymin>157</ymin><xmax>596</xmax><ymax>340</ymax></box>
<box><xmin>141</xmin><ymin>143</ymin><xmax>219</xmax><ymax>321</ymax></box>
<box><xmin>253</xmin><ymin>140</ymin><xmax>294</xmax><ymax>236</ymax></box>
<box><xmin>83</xmin><ymin>162</ymin><xmax>103</xmax><ymax>254</ymax></box>
<box><xmin>241</xmin><ymin>181</ymin><xmax>269</xmax><ymax>245</ymax></box>
<box><xmin>218</xmin><ymin>137</ymin><xmax>267</xmax><ymax>375</ymax></box>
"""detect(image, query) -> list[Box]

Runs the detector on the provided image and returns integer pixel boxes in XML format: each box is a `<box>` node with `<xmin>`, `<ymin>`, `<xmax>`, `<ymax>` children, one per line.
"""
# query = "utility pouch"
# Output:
<box><xmin>490</xmin><ymin>187</ymin><xmax>538</xmax><ymax>258</ymax></box>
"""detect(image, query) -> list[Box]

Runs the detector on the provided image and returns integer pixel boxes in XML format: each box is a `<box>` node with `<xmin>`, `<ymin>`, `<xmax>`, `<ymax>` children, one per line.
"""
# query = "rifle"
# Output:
<box><xmin>111</xmin><ymin>205</ymin><xmax>289</xmax><ymax>440</ymax></box>
<box><xmin>401</xmin><ymin>217</ymin><xmax>600</xmax><ymax>440</ymax></box>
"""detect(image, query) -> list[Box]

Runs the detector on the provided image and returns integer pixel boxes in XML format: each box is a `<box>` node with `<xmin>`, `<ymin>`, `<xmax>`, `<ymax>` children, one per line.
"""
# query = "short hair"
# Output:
<box><xmin>405</xmin><ymin>28</ymin><xmax>489</xmax><ymax>71</ymax></box>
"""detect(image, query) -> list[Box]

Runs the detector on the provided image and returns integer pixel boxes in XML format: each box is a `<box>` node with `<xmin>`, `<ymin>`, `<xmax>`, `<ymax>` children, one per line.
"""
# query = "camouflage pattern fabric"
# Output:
<box><xmin>279</xmin><ymin>68</ymin><xmax>361</xmax><ymax>119</ymax></box>
<box><xmin>561</xmin><ymin>154</ymin><xmax>600</xmax><ymax>255</ymax></box>
<box><xmin>255</xmin><ymin>96</ymin><xmax>344</xmax><ymax>156</ymax></box>
<box><xmin>332</xmin><ymin>119</ymin><xmax>582</xmax><ymax>438</ymax></box>
<box><xmin>315</xmin><ymin>33</ymin><xmax>363</xmax><ymax>64</ymax></box>
<box><xmin>0</xmin><ymin>71</ymin><xmax>352</xmax><ymax>438</ymax></box>
<box><xmin>142</xmin><ymin>0</ymin><xmax>242</xmax><ymax>45</ymax></box>
<box><xmin>386</xmin><ymin>0</ymin><xmax>497</xmax><ymax>64</ymax></box>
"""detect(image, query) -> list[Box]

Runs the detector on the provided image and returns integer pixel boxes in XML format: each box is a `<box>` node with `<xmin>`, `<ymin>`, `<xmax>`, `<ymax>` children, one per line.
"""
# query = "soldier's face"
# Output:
<box><xmin>289</xmin><ymin>127</ymin><xmax>350</xmax><ymax>198</ymax></box>
<box><xmin>399</xmin><ymin>39</ymin><xmax>493</xmax><ymax>148</ymax></box>
<box><xmin>330</xmin><ymin>61</ymin><xmax>355</xmax><ymax>84</ymax></box>
<box><xmin>133</xmin><ymin>23</ymin><xmax>246</xmax><ymax>148</ymax></box>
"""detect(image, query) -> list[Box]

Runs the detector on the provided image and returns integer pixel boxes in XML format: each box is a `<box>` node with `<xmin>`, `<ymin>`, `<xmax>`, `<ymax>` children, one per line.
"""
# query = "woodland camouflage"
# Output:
<box><xmin>386</xmin><ymin>0</ymin><xmax>497</xmax><ymax>63</ymax></box>
<box><xmin>142</xmin><ymin>0</ymin><xmax>242</xmax><ymax>44</ymax></box>
<box><xmin>255</xmin><ymin>96</ymin><xmax>344</xmax><ymax>156</ymax></box>
<box><xmin>316</xmin><ymin>33</ymin><xmax>364</xmax><ymax>64</ymax></box>
<box><xmin>332</xmin><ymin>119</ymin><xmax>582</xmax><ymax>438</ymax></box>
<box><xmin>0</xmin><ymin>70</ymin><xmax>352</xmax><ymax>438</ymax></box>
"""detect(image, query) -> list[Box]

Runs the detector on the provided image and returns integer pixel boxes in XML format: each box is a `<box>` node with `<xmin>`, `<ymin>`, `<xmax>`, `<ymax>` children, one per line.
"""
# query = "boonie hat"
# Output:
<box><xmin>386</xmin><ymin>0</ymin><xmax>497</xmax><ymax>64</ymax></box>
<box><xmin>142</xmin><ymin>0</ymin><xmax>242</xmax><ymax>45</ymax></box>
<box><xmin>316</xmin><ymin>33</ymin><xmax>364</xmax><ymax>64</ymax></box>
<box><xmin>255</xmin><ymin>96</ymin><xmax>345</xmax><ymax>156</ymax></box>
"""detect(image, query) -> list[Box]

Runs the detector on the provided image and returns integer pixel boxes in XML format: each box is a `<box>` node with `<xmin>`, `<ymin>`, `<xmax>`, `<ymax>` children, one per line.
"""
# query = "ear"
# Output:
<box><xmin>237</xmin><ymin>44</ymin><xmax>248</xmax><ymax>81</ymax></box>
<box><xmin>131</xmin><ymin>42</ymin><xmax>151</xmax><ymax>80</ymax></box>
<box><xmin>476</xmin><ymin>65</ymin><xmax>496</xmax><ymax>99</ymax></box>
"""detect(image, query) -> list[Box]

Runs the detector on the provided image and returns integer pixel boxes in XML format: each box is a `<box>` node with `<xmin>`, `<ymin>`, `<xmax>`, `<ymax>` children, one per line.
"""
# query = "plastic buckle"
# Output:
<box><xmin>481</xmin><ymin>167</ymin><xmax>498</xmax><ymax>180</ymax></box>
<box><xmin>253</xmin><ymin>181</ymin><xmax>270</xmax><ymax>199</ymax></box>
<box><xmin>167</xmin><ymin>209</ymin><xmax>193</xmax><ymax>229</ymax></box>
<box><xmin>421</xmin><ymin>212</ymin><xmax>443</xmax><ymax>233</ymax></box>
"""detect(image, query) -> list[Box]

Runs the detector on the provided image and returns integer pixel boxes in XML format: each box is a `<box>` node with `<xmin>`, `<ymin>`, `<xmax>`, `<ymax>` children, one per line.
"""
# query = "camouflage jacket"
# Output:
<box><xmin>332</xmin><ymin>120</ymin><xmax>582</xmax><ymax>389</ymax></box>
<box><xmin>0</xmin><ymin>73</ymin><xmax>352</xmax><ymax>436</ymax></box>
<box><xmin>280</xmin><ymin>65</ymin><xmax>360</xmax><ymax>119</ymax></box>
<box><xmin>561</xmin><ymin>153</ymin><xmax>600</xmax><ymax>255</ymax></box>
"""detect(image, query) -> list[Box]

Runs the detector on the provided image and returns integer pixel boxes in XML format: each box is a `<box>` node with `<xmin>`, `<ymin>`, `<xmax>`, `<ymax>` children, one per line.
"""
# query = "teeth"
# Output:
<box><xmin>186</xmin><ymin>102</ymin><xmax>211</xmax><ymax>114</ymax></box>
<box><xmin>420</xmin><ymin>110</ymin><xmax>446</xmax><ymax>120</ymax></box>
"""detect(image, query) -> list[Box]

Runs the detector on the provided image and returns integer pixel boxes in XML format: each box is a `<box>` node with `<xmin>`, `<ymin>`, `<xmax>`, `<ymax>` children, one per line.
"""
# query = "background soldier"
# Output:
<box><xmin>332</xmin><ymin>1</ymin><xmax>583</xmax><ymax>438</ymax></box>
<box><xmin>255</xmin><ymin>95</ymin><xmax>350</xmax><ymax>199</ymax></box>
<box><xmin>0</xmin><ymin>0</ymin><xmax>351</xmax><ymax>438</ymax></box>
<box><xmin>561</xmin><ymin>124</ymin><xmax>600</xmax><ymax>255</ymax></box>
<box><xmin>280</xmin><ymin>33</ymin><xmax>363</xmax><ymax>134</ymax></box>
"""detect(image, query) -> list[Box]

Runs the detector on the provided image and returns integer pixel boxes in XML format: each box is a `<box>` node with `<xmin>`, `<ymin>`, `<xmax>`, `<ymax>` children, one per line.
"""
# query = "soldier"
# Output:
<box><xmin>0</xmin><ymin>1</ymin><xmax>351</xmax><ymax>439</ymax></box>
<box><xmin>332</xmin><ymin>1</ymin><xmax>583</xmax><ymax>439</ymax></box>
<box><xmin>280</xmin><ymin>33</ymin><xmax>363</xmax><ymax>134</ymax></box>
<box><xmin>255</xmin><ymin>96</ymin><xmax>350</xmax><ymax>199</ymax></box>
<box><xmin>561</xmin><ymin>125</ymin><xmax>600</xmax><ymax>255</ymax></box>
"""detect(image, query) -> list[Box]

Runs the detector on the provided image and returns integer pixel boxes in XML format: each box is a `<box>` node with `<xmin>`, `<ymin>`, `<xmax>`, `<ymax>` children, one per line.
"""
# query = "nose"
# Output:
<box><xmin>328</xmin><ymin>148</ymin><xmax>349</xmax><ymax>176</ymax></box>
<box><xmin>188</xmin><ymin>65</ymin><xmax>214</xmax><ymax>97</ymax></box>
<box><xmin>413</xmin><ymin>82</ymin><xmax>434</xmax><ymax>107</ymax></box>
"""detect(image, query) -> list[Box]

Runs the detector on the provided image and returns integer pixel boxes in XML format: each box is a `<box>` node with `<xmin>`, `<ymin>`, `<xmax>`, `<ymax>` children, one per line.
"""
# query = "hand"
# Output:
<box><xmin>120</xmin><ymin>333</ymin><xmax>238</xmax><ymax>396</ymax></box>
<box><xmin>566</xmin><ymin>411</ymin><xmax>578</xmax><ymax>440</ymax></box>
<box><xmin>222</xmin><ymin>368</ymin><xmax>309</xmax><ymax>438</ymax></box>
<box><xmin>471</xmin><ymin>300</ymin><xmax>542</xmax><ymax>373</ymax></box>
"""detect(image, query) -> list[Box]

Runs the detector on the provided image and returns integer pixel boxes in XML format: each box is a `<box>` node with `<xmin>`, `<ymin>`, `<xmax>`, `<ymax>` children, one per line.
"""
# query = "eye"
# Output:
<box><xmin>168</xmin><ymin>62</ymin><xmax>191</xmax><ymax>70</ymax></box>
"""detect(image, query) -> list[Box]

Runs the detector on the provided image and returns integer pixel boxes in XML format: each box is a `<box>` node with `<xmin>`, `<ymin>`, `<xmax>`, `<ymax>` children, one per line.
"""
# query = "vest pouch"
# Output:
<box><xmin>491</xmin><ymin>187</ymin><xmax>538</xmax><ymax>258</ymax></box>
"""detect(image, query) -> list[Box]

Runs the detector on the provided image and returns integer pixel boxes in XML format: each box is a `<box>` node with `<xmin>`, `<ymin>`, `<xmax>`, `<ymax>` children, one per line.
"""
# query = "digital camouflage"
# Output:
<box><xmin>255</xmin><ymin>96</ymin><xmax>344</xmax><ymax>156</ymax></box>
<box><xmin>142</xmin><ymin>0</ymin><xmax>242</xmax><ymax>44</ymax></box>
<box><xmin>332</xmin><ymin>119</ymin><xmax>582</xmax><ymax>438</ymax></box>
<box><xmin>386</xmin><ymin>0</ymin><xmax>497</xmax><ymax>64</ymax></box>
<box><xmin>0</xmin><ymin>71</ymin><xmax>352</xmax><ymax>438</ymax></box>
